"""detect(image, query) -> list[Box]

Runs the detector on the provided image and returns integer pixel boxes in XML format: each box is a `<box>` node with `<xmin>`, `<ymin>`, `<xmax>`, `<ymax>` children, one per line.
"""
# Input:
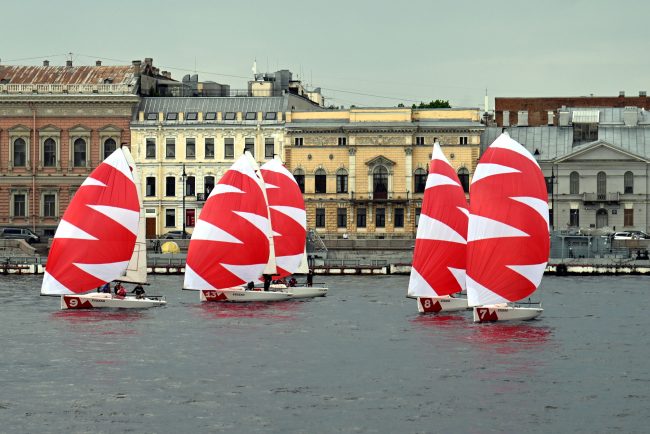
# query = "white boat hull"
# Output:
<box><xmin>60</xmin><ymin>293</ymin><xmax>167</xmax><ymax>310</ymax></box>
<box><xmin>200</xmin><ymin>288</ymin><xmax>292</xmax><ymax>302</ymax></box>
<box><xmin>473</xmin><ymin>305</ymin><xmax>543</xmax><ymax>322</ymax></box>
<box><xmin>417</xmin><ymin>296</ymin><xmax>468</xmax><ymax>313</ymax></box>
<box><xmin>285</xmin><ymin>285</ymin><xmax>328</xmax><ymax>299</ymax></box>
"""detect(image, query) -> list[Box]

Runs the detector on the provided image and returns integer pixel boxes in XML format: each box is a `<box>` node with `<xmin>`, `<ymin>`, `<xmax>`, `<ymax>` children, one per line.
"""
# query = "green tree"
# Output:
<box><xmin>411</xmin><ymin>99</ymin><xmax>451</xmax><ymax>109</ymax></box>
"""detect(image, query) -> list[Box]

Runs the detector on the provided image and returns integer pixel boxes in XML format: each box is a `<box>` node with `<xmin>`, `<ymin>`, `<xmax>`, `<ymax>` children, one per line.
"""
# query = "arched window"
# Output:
<box><xmin>569</xmin><ymin>171</ymin><xmax>580</xmax><ymax>194</ymax></box>
<box><xmin>315</xmin><ymin>168</ymin><xmax>327</xmax><ymax>194</ymax></box>
<box><xmin>373</xmin><ymin>166</ymin><xmax>388</xmax><ymax>199</ymax></box>
<box><xmin>293</xmin><ymin>169</ymin><xmax>305</xmax><ymax>193</ymax></box>
<box><xmin>414</xmin><ymin>168</ymin><xmax>427</xmax><ymax>194</ymax></box>
<box><xmin>13</xmin><ymin>138</ymin><xmax>26</xmax><ymax>166</ymax></box>
<box><xmin>73</xmin><ymin>138</ymin><xmax>86</xmax><ymax>167</ymax></box>
<box><xmin>44</xmin><ymin>138</ymin><xmax>56</xmax><ymax>167</ymax></box>
<box><xmin>457</xmin><ymin>168</ymin><xmax>470</xmax><ymax>193</ymax></box>
<box><xmin>104</xmin><ymin>138</ymin><xmax>117</xmax><ymax>160</ymax></box>
<box><xmin>336</xmin><ymin>168</ymin><xmax>348</xmax><ymax>193</ymax></box>
<box><xmin>597</xmin><ymin>171</ymin><xmax>606</xmax><ymax>199</ymax></box>
<box><xmin>624</xmin><ymin>171</ymin><xmax>634</xmax><ymax>194</ymax></box>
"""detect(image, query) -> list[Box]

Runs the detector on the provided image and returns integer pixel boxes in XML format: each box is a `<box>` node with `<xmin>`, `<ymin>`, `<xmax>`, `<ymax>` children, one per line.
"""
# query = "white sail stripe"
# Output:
<box><xmin>448</xmin><ymin>267</ymin><xmax>467</xmax><ymax>291</ymax></box>
<box><xmin>86</xmin><ymin>205</ymin><xmax>139</xmax><ymax>236</ymax></box>
<box><xmin>272</xmin><ymin>230</ymin><xmax>282</xmax><ymax>237</ymax></box>
<box><xmin>231</xmin><ymin>154</ymin><xmax>260</xmax><ymax>183</ymax></box>
<box><xmin>507</xmin><ymin>263</ymin><xmax>547</xmax><ymax>289</ymax></box>
<box><xmin>276</xmin><ymin>253</ymin><xmax>304</xmax><ymax>274</ymax></box>
<box><xmin>457</xmin><ymin>207</ymin><xmax>470</xmax><ymax>217</ymax></box>
<box><xmin>430</xmin><ymin>142</ymin><xmax>450</xmax><ymax>163</ymax></box>
<box><xmin>417</xmin><ymin>214</ymin><xmax>466</xmax><ymax>244</ymax></box>
<box><xmin>53</xmin><ymin>219</ymin><xmax>98</xmax><ymax>240</ymax></box>
<box><xmin>261</xmin><ymin>158</ymin><xmax>297</xmax><ymax>182</ymax></box>
<box><xmin>74</xmin><ymin>261</ymin><xmax>130</xmax><ymax>283</ymax></box>
<box><xmin>265</xmin><ymin>182</ymin><xmax>280</xmax><ymax>190</ymax></box>
<box><xmin>221</xmin><ymin>262</ymin><xmax>267</xmax><ymax>284</ymax></box>
<box><xmin>269</xmin><ymin>205</ymin><xmax>306</xmax><ymax>229</ymax></box>
<box><xmin>41</xmin><ymin>271</ymin><xmax>75</xmax><ymax>295</ymax></box>
<box><xmin>191</xmin><ymin>219</ymin><xmax>243</xmax><ymax>244</ymax></box>
<box><xmin>80</xmin><ymin>177</ymin><xmax>106</xmax><ymax>188</ymax></box>
<box><xmin>465</xmin><ymin>273</ymin><xmax>510</xmax><ymax>306</ymax></box>
<box><xmin>103</xmin><ymin>148</ymin><xmax>135</xmax><ymax>183</ymax></box>
<box><xmin>213</xmin><ymin>184</ymin><xmax>245</xmax><ymax>196</ymax></box>
<box><xmin>425</xmin><ymin>173</ymin><xmax>461</xmax><ymax>189</ymax></box>
<box><xmin>407</xmin><ymin>268</ymin><xmax>438</xmax><ymax>297</ymax></box>
<box><xmin>183</xmin><ymin>264</ymin><xmax>217</xmax><ymax>291</ymax></box>
<box><xmin>490</xmin><ymin>133</ymin><xmax>540</xmax><ymax>167</ymax></box>
<box><xmin>471</xmin><ymin>163</ymin><xmax>521</xmax><ymax>184</ymax></box>
<box><xmin>467</xmin><ymin>214</ymin><xmax>529</xmax><ymax>242</ymax></box>
<box><xmin>510</xmin><ymin>196</ymin><xmax>550</xmax><ymax>227</ymax></box>
<box><xmin>233</xmin><ymin>211</ymin><xmax>271</xmax><ymax>237</ymax></box>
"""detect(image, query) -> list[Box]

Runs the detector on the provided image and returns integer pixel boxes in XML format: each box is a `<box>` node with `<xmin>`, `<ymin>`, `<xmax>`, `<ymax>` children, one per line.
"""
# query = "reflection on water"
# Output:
<box><xmin>193</xmin><ymin>300</ymin><xmax>301</xmax><ymax>321</ymax></box>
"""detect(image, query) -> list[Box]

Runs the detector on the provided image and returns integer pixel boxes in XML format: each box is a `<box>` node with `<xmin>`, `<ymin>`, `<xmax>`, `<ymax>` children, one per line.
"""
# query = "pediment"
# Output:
<box><xmin>8</xmin><ymin>124</ymin><xmax>31</xmax><ymax>133</ymax></box>
<box><xmin>98</xmin><ymin>124</ymin><xmax>122</xmax><ymax>133</ymax></box>
<box><xmin>556</xmin><ymin>140</ymin><xmax>648</xmax><ymax>164</ymax></box>
<box><xmin>69</xmin><ymin>124</ymin><xmax>91</xmax><ymax>134</ymax></box>
<box><xmin>365</xmin><ymin>155</ymin><xmax>396</xmax><ymax>167</ymax></box>
<box><xmin>38</xmin><ymin>124</ymin><xmax>61</xmax><ymax>133</ymax></box>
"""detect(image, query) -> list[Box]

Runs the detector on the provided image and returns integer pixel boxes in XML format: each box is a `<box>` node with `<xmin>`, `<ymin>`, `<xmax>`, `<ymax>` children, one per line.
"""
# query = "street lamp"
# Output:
<box><xmin>182</xmin><ymin>163</ymin><xmax>186</xmax><ymax>239</ymax></box>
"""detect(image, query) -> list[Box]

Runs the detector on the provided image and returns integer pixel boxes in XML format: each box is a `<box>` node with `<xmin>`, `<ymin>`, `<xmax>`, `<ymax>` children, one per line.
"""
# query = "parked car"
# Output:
<box><xmin>612</xmin><ymin>231</ymin><xmax>649</xmax><ymax>240</ymax></box>
<box><xmin>0</xmin><ymin>227</ymin><xmax>41</xmax><ymax>243</ymax></box>
<box><xmin>163</xmin><ymin>230</ymin><xmax>190</xmax><ymax>239</ymax></box>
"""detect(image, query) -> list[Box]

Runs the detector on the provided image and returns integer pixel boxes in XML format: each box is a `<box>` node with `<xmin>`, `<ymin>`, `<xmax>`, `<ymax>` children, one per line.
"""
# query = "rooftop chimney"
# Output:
<box><xmin>66</xmin><ymin>60</ymin><xmax>73</xmax><ymax>68</ymax></box>
<box><xmin>132</xmin><ymin>60</ymin><xmax>142</xmax><ymax>77</ymax></box>
<box><xmin>96</xmin><ymin>60</ymin><xmax>102</xmax><ymax>66</ymax></box>
<box><xmin>640</xmin><ymin>91</ymin><xmax>647</xmax><ymax>97</ymax></box>
<box><xmin>619</xmin><ymin>90</ymin><xmax>625</xmax><ymax>97</ymax></box>
<box><xmin>43</xmin><ymin>60</ymin><xmax>49</xmax><ymax>66</ymax></box>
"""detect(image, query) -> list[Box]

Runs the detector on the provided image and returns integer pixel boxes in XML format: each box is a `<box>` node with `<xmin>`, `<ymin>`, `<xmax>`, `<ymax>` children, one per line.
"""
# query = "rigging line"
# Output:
<box><xmin>2</xmin><ymin>53</ymin><xmax>71</xmax><ymax>62</ymax></box>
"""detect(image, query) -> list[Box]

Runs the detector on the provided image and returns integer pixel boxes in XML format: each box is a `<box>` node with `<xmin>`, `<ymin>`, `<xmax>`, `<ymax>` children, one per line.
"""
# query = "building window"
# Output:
<box><xmin>146</xmin><ymin>138</ymin><xmax>156</xmax><ymax>159</ymax></box>
<box><xmin>597</xmin><ymin>171</ymin><xmax>606</xmax><ymax>200</ymax></box>
<box><xmin>294</xmin><ymin>169</ymin><xmax>305</xmax><ymax>193</ymax></box>
<box><xmin>338</xmin><ymin>137</ymin><xmax>347</xmax><ymax>146</ymax></box>
<box><xmin>204</xmin><ymin>176</ymin><xmax>215</xmax><ymax>196</ymax></box>
<box><xmin>336</xmin><ymin>169</ymin><xmax>348</xmax><ymax>193</ymax></box>
<box><xmin>573</xmin><ymin>123</ymin><xmax>598</xmax><ymax>144</ymax></box>
<box><xmin>73</xmin><ymin>138</ymin><xmax>86</xmax><ymax>167</ymax></box>
<box><xmin>459</xmin><ymin>136</ymin><xmax>468</xmax><ymax>145</ymax></box>
<box><xmin>146</xmin><ymin>112</ymin><xmax>157</xmax><ymax>121</ymax></box>
<box><xmin>596</xmin><ymin>208</ymin><xmax>608</xmax><ymax>229</ymax></box>
<box><xmin>224</xmin><ymin>112</ymin><xmax>236</xmax><ymax>121</ymax></box>
<box><xmin>205</xmin><ymin>138</ymin><xmax>215</xmax><ymax>159</ymax></box>
<box><xmin>545</xmin><ymin>177</ymin><xmax>553</xmax><ymax>194</ymax></box>
<box><xmin>315</xmin><ymin>169</ymin><xmax>327</xmax><ymax>194</ymax></box>
<box><xmin>224</xmin><ymin>138</ymin><xmax>234</xmax><ymax>159</ymax></box>
<box><xmin>245</xmin><ymin>138</ymin><xmax>255</xmax><ymax>156</ymax></box>
<box><xmin>166</xmin><ymin>112</ymin><xmax>178</xmax><ymax>121</ymax></box>
<box><xmin>375</xmin><ymin>207</ymin><xmax>386</xmax><ymax>228</ymax></box>
<box><xmin>43</xmin><ymin>138</ymin><xmax>56</xmax><ymax>167</ymax></box>
<box><xmin>166</xmin><ymin>138</ymin><xmax>175</xmax><ymax>159</ymax></box>
<box><xmin>624</xmin><ymin>171</ymin><xmax>634</xmax><ymax>194</ymax></box>
<box><xmin>245</xmin><ymin>112</ymin><xmax>257</xmax><ymax>121</ymax></box>
<box><xmin>185</xmin><ymin>112</ymin><xmax>198</xmax><ymax>121</ymax></box>
<box><xmin>265</xmin><ymin>138</ymin><xmax>274</xmax><ymax>159</ymax></box>
<box><xmin>458</xmin><ymin>168</ymin><xmax>470</xmax><ymax>193</ymax></box>
<box><xmin>394</xmin><ymin>208</ymin><xmax>404</xmax><ymax>228</ymax></box>
<box><xmin>569</xmin><ymin>209</ymin><xmax>579</xmax><ymax>227</ymax></box>
<box><xmin>165</xmin><ymin>209</ymin><xmax>175</xmax><ymax>227</ymax></box>
<box><xmin>166</xmin><ymin>176</ymin><xmax>175</xmax><ymax>196</ymax></box>
<box><xmin>13</xmin><ymin>194</ymin><xmax>26</xmax><ymax>217</ymax></box>
<box><xmin>373</xmin><ymin>166</ymin><xmax>388</xmax><ymax>199</ymax></box>
<box><xmin>316</xmin><ymin>208</ymin><xmax>325</xmax><ymax>228</ymax></box>
<box><xmin>414</xmin><ymin>168</ymin><xmax>427</xmax><ymax>194</ymax></box>
<box><xmin>569</xmin><ymin>171</ymin><xmax>579</xmax><ymax>194</ymax></box>
<box><xmin>186</xmin><ymin>176</ymin><xmax>195</xmax><ymax>196</ymax></box>
<box><xmin>337</xmin><ymin>208</ymin><xmax>347</xmax><ymax>228</ymax></box>
<box><xmin>265</xmin><ymin>112</ymin><xmax>277</xmax><ymax>120</ymax></box>
<box><xmin>204</xmin><ymin>112</ymin><xmax>217</xmax><ymax>121</ymax></box>
<box><xmin>624</xmin><ymin>208</ymin><xmax>634</xmax><ymax>226</ymax></box>
<box><xmin>415</xmin><ymin>207</ymin><xmax>421</xmax><ymax>226</ymax></box>
<box><xmin>357</xmin><ymin>207</ymin><xmax>367</xmax><ymax>228</ymax></box>
<box><xmin>103</xmin><ymin>138</ymin><xmax>117</xmax><ymax>160</ymax></box>
<box><xmin>146</xmin><ymin>177</ymin><xmax>156</xmax><ymax>197</ymax></box>
<box><xmin>186</xmin><ymin>138</ymin><xmax>196</xmax><ymax>159</ymax></box>
<box><xmin>294</xmin><ymin>137</ymin><xmax>304</xmax><ymax>147</ymax></box>
<box><xmin>415</xmin><ymin>136</ymin><xmax>425</xmax><ymax>146</ymax></box>
<box><xmin>43</xmin><ymin>194</ymin><xmax>56</xmax><ymax>218</ymax></box>
<box><xmin>13</xmin><ymin>138</ymin><xmax>26</xmax><ymax>166</ymax></box>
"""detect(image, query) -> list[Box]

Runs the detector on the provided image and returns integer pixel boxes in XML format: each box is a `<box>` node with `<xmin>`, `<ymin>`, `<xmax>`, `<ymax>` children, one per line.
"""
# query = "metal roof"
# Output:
<box><xmin>287</xmin><ymin>120</ymin><xmax>483</xmax><ymax>129</ymax></box>
<box><xmin>135</xmin><ymin>96</ymin><xmax>290</xmax><ymax>118</ymax></box>
<box><xmin>572</xmin><ymin>110</ymin><xmax>600</xmax><ymax>123</ymax></box>
<box><xmin>0</xmin><ymin>65</ymin><xmax>136</xmax><ymax>86</ymax></box>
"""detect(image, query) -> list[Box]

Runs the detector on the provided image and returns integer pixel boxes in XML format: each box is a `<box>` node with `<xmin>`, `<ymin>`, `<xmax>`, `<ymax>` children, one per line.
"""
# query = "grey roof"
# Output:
<box><xmin>566</xmin><ymin>106</ymin><xmax>650</xmax><ymax>125</ymax></box>
<box><xmin>287</xmin><ymin>120</ymin><xmax>483</xmax><ymax>129</ymax></box>
<box><xmin>135</xmin><ymin>96</ymin><xmax>290</xmax><ymax>118</ymax></box>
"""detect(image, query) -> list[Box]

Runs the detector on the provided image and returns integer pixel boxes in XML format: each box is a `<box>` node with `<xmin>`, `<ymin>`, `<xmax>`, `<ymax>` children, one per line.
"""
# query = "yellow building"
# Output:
<box><xmin>284</xmin><ymin>107</ymin><xmax>483</xmax><ymax>238</ymax></box>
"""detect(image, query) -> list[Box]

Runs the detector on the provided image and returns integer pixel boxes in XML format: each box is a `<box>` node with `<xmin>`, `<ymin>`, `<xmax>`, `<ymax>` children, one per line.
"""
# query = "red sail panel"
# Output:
<box><xmin>260</xmin><ymin>159</ymin><xmax>306</xmax><ymax>278</ymax></box>
<box><xmin>41</xmin><ymin>149</ymin><xmax>139</xmax><ymax>295</ymax></box>
<box><xmin>466</xmin><ymin>133</ymin><xmax>550</xmax><ymax>305</ymax></box>
<box><xmin>408</xmin><ymin>143</ymin><xmax>468</xmax><ymax>297</ymax></box>
<box><xmin>184</xmin><ymin>155</ymin><xmax>270</xmax><ymax>290</ymax></box>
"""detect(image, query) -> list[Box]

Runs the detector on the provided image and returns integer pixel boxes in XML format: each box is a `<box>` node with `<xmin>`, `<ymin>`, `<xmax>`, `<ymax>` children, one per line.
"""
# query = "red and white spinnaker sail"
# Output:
<box><xmin>466</xmin><ymin>133</ymin><xmax>550</xmax><ymax>306</ymax></box>
<box><xmin>408</xmin><ymin>142</ymin><xmax>468</xmax><ymax>298</ymax></box>
<box><xmin>41</xmin><ymin>148</ymin><xmax>140</xmax><ymax>295</ymax></box>
<box><xmin>184</xmin><ymin>154</ymin><xmax>273</xmax><ymax>291</ymax></box>
<box><xmin>260</xmin><ymin>158</ymin><xmax>307</xmax><ymax>278</ymax></box>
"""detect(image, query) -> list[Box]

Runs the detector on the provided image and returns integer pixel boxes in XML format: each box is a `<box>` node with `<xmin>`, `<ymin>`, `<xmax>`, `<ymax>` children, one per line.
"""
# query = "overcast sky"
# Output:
<box><xmin>2</xmin><ymin>0</ymin><xmax>649</xmax><ymax>109</ymax></box>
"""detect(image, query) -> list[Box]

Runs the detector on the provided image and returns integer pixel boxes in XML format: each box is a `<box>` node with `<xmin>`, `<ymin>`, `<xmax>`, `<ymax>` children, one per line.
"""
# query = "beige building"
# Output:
<box><xmin>284</xmin><ymin>107</ymin><xmax>483</xmax><ymax>238</ymax></box>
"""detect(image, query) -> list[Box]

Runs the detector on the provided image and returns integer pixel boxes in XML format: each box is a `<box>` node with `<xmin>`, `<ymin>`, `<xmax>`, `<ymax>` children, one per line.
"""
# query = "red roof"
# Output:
<box><xmin>0</xmin><ymin>65</ymin><xmax>136</xmax><ymax>85</ymax></box>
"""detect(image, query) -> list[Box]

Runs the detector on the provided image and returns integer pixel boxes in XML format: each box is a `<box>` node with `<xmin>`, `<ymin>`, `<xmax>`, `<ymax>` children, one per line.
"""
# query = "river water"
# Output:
<box><xmin>0</xmin><ymin>274</ymin><xmax>648</xmax><ymax>433</ymax></box>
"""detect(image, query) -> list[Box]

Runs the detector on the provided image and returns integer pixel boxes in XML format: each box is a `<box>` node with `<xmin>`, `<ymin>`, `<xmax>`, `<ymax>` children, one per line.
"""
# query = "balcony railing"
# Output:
<box><xmin>196</xmin><ymin>193</ymin><xmax>207</xmax><ymax>202</ymax></box>
<box><xmin>583</xmin><ymin>192</ymin><xmax>620</xmax><ymax>202</ymax></box>
<box><xmin>0</xmin><ymin>83</ymin><xmax>133</xmax><ymax>94</ymax></box>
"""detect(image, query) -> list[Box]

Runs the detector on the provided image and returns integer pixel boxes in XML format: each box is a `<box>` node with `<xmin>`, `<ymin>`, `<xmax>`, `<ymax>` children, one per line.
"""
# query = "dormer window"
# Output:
<box><xmin>166</xmin><ymin>112</ymin><xmax>178</xmax><ymax>121</ymax></box>
<box><xmin>265</xmin><ymin>112</ymin><xmax>277</xmax><ymax>120</ymax></box>
<box><xmin>185</xmin><ymin>112</ymin><xmax>198</xmax><ymax>121</ymax></box>
<box><xmin>103</xmin><ymin>78</ymin><xmax>114</xmax><ymax>84</ymax></box>
<box><xmin>146</xmin><ymin>112</ymin><xmax>157</xmax><ymax>121</ymax></box>
<box><xmin>204</xmin><ymin>112</ymin><xmax>217</xmax><ymax>121</ymax></box>
<box><xmin>224</xmin><ymin>112</ymin><xmax>236</xmax><ymax>120</ymax></box>
<box><xmin>245</xmin><ymin>112</ymin><xmax>257</xmax><ymax>121</ymax></box>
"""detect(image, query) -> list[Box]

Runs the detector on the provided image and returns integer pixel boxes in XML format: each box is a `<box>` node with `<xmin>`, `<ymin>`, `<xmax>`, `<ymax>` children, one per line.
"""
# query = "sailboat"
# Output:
<box><xmin>259</xmin><ymin>158</ymin><xmax>327</xmax><ymax>298</ymax></box>
<box><xmin>466</xmin><ymin>132</ymin><xmax>549</xmax><ymax>322</ymax></box>
<box><xmin>407</xmin><ymin>141</ymin><xmax>469</xmax><ymax>313</ymax></box>
<box><xmin>41</xmin><ymin>146</ymin><xmax>166</xmax><ymax>309</ymax></box>
<box><xmin>183</xmin><ymin>152</ymin><xmax>292</xmax><ymax>302</ymax></box>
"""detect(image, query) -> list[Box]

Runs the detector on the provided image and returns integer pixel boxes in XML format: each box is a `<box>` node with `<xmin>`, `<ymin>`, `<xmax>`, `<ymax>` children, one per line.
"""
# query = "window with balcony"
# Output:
<box><xmin>224</xmin><ymin>138</ymin><xmax>234</xmax><ymax>159</ymax></box>
<box><xmin>166</xmin><ymin>176</ymin><xmax>175</xmax><ymax>197</ymax></box>
<box><xmin>337</xmin><ymin>208</ymin><xmax>347</xmax><ymax>228</ymax></box>
<box><xmin>569</xmin><ymin>171</ymin><xmax>580</xmax><ymax>194</ymax></box>
<box><xmin>205</xmin><ymin>138</ymin><xmax>215</xmax><ymax>159</ymax></box>
<box><xmin>315</xmin><ymin>169</ymin><xmax>327</xmax><ymax>194</ymax></box>
<box><xmin>373</xmin><ymin>166</ymin><xmax>388</xmax><ymax>199</ymax></box>
<box><xmin>357</xmin><ymin>207</ymin><xmax>366</xmax><ymax>228</ymax></box>
<box><xmin>166</xmin><ymin>138</ymin><xmax>175</xmax><ymax>159</ymax></box>
<box><xmin>624</xmin><ymin>171</ymin><xmax>634</xmax><ymax>194</ymax></box>
<box><xmin>73</xmin><ymin>138</ymin><xmax>86</xmax><ymax>167</ymax></box>
<box><xmin>414</xmin><ymin>168</ymin><xmax>427</xmax><ymax>194</ymax></box>
<box><xmin>597</xmin><ymin>171</ymin><xmax>606</xmax><ymax>200</ymax></box>
<box><xmin>458</xmin><ymin>168</ymin><xmax>470</xmax><ymax>193</ymax></box>
<box><xmin>186</xmin><ymin>138</ymin><xmax>196</xmax><ymax>159</ymax></box>
<box><xmin>146</xmin><ymin>177</ymin><xmax>156</xmax><ymax>197</ymax></box>
<box><xmin>336</xmin><ymin>169</ymin><xmax>348</xmax><ymax>193</ymax></box>
<box><xmin>13</xmin><ymin>138</ymin><xmax>26</xmax><ymax>166</ymax></box>
<box><xmin>316</xmin><ymin>208</ymin><xmax>325</xmax><ymax>228</ymax></box>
